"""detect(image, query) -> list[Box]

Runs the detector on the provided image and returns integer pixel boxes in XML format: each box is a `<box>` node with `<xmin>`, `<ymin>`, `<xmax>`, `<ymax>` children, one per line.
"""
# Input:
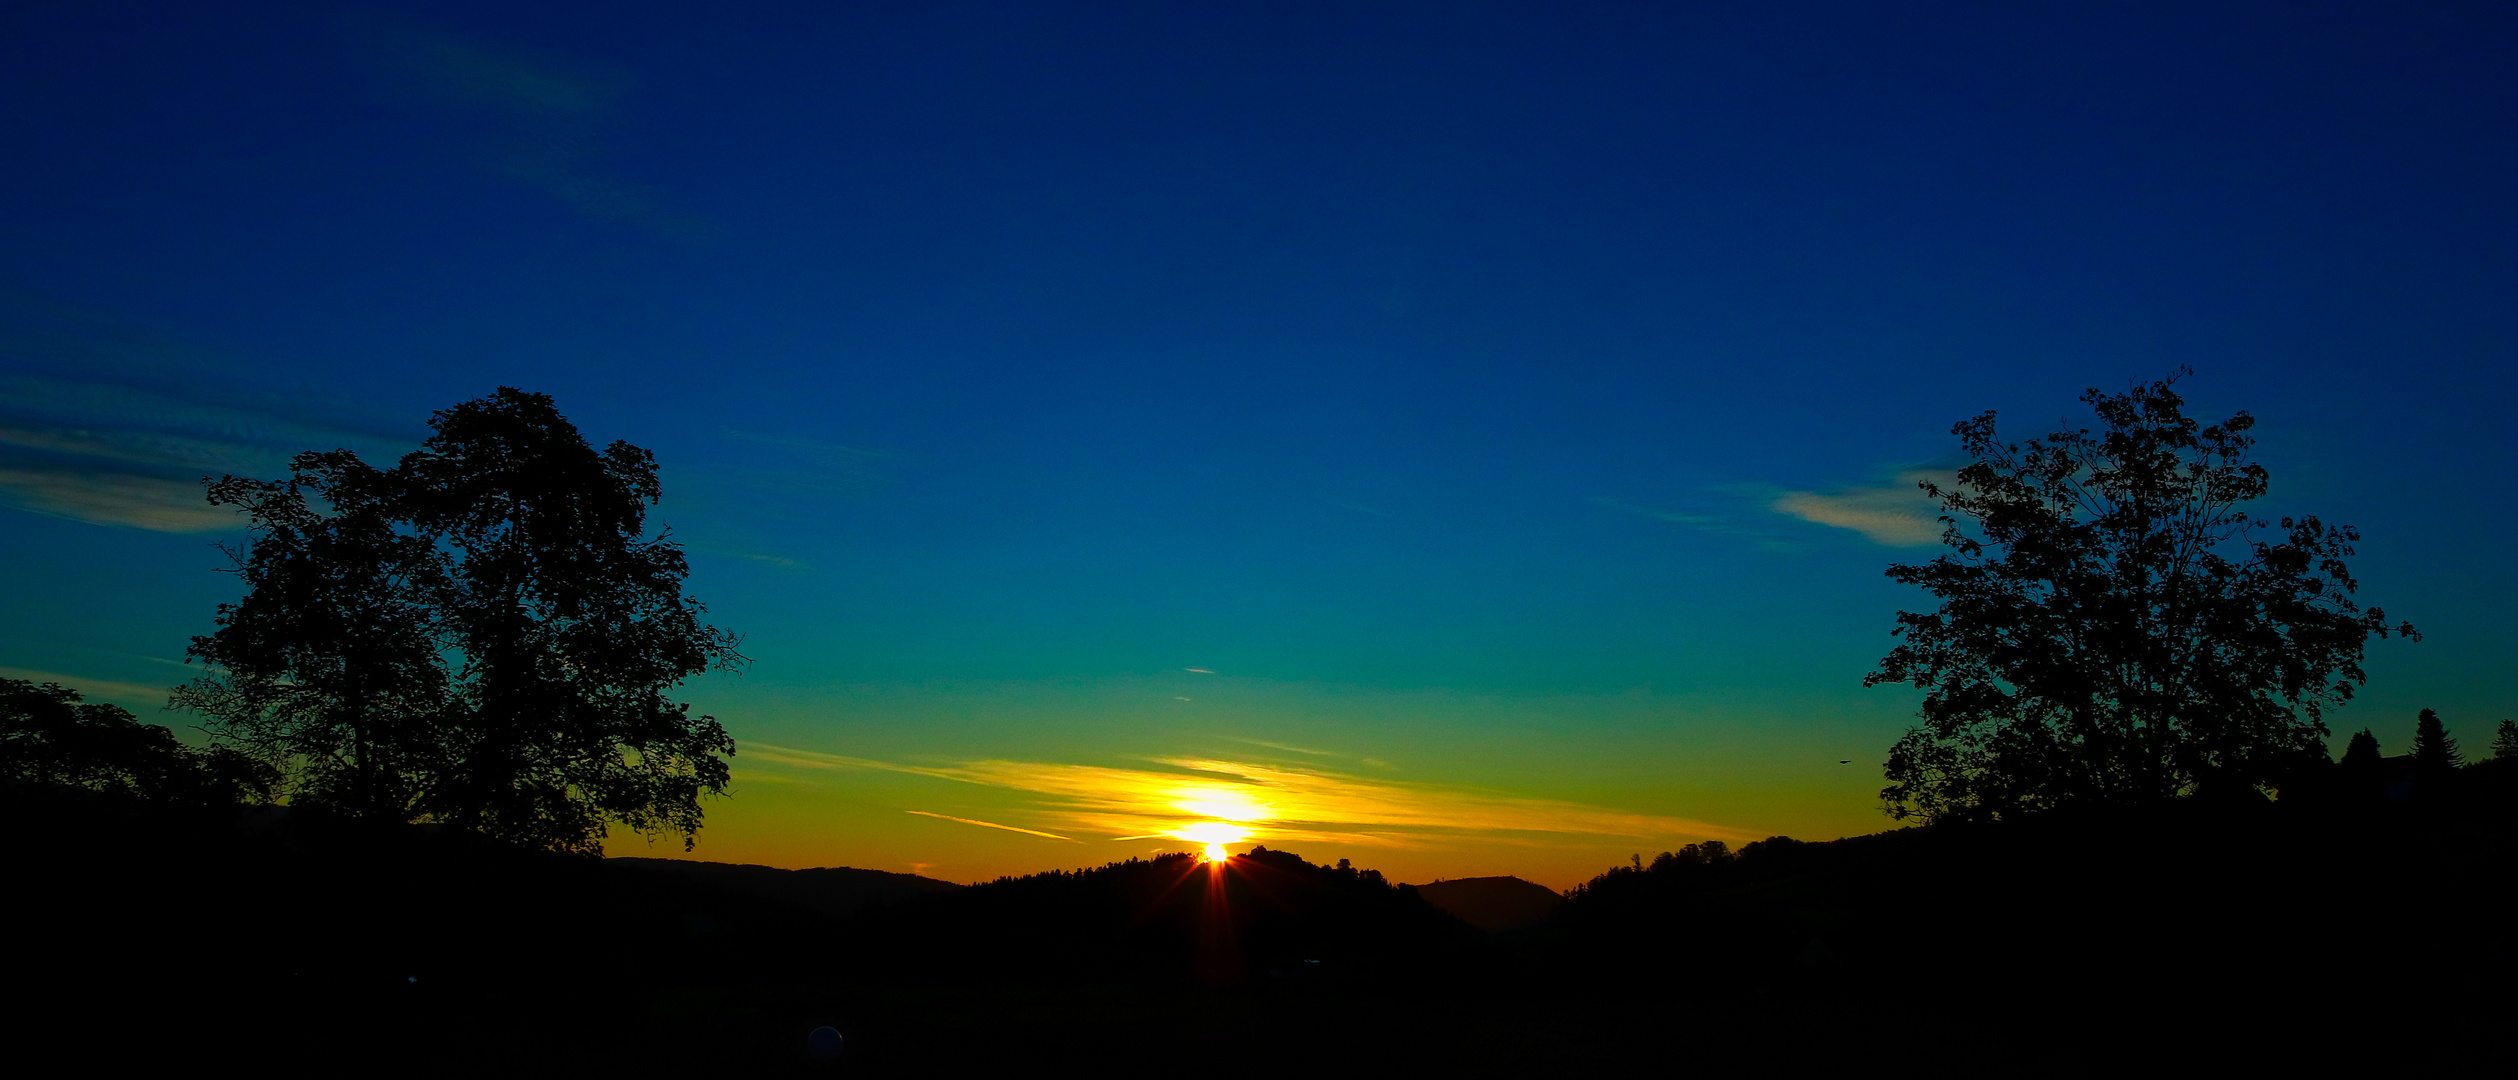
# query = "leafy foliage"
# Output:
<box><xmin>1</xmin><ymin>678</ymin><xmax>275</xmax><ymax>805</ymax></box>
<box><xmin>1867</xmin><ymin>370</ymin><xmax>2415</xmax><ymax>821</ymax></box>
<box><xmin>175</xmin><ymin>388</ymin><xmax>741</xmax><ymax>853</ymax></box>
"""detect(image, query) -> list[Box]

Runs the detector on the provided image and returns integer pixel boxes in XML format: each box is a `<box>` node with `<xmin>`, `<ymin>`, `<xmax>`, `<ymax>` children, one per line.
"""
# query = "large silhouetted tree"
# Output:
<box><xmin>175</xmin><ymin>388</ymin><xmax>741</xmax><ymax>853</ymax></box>
<box><xmin>1867</xmin><ymin>370</ymin><xmax>2416</xmax><ymax>821</ymax></box>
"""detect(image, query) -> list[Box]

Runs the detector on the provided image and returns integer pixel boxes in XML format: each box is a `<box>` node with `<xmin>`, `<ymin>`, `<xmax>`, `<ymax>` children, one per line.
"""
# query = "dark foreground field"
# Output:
<box><xmin>8</xmin><ymin>779</ymin><xmax>2515</xmax><ymax>1074</ymax></box>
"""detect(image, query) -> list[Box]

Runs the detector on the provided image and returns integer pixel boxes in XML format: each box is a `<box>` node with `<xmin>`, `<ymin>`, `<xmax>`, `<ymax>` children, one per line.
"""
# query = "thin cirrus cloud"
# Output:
<box><xmin>349</xmin><ymin>13</ymin><xmax>706</xmax><ymax>238</ymax></box>
<box><xmin>903</xmin><ymin>810</ymin><xmax>1078</xmax><ymax>842</ymax></box>
<box><xmin>744</xmin><ymin>743</ymin><xmax>1754</xmax><ymax>851</ymax></box>
<box><xmin>1591</xmin><ymin>496</ymin><xmax>1744</xmax><ymax>534</ymax></box>
<box><xmin>1592</xmin><ymin>494</ymin><xmax>1797</xmax><ymax>552</ymax></box>
<box><xmin>1768</xmin><ymin>469</ymin><xmax>1956</xmax><ymax>548</ymax></box>
<box><xmin>661</xmin><ymin>431</ymin><xmax>900</xmax><ymax>549</ymax></box>
<box><xmin>0</xmin><ymin>667</ymin><xmax>182</xmax><ymax>711</ymax></box>
<box><xmin>0</xmin><ymin>303</ymin><xmax>414</xmax><ymax>533</ymax></box>
<box><xmin>715</xmin><ymin>429</ymin><xmax>899</xmax><ymax>500</ymax></box>
<box><xmin>1227</xmin><ymin>737</ymin><xmax>1337</xmax><ymax>758</ymax></box>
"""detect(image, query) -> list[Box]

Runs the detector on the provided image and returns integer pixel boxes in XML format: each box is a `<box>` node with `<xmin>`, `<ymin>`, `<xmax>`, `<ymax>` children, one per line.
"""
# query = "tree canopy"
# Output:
<box><xmin>1867</xmin><ymin>370</ymin><xmax>2415</xmax><ymax>821</ymax></box>
<box><xmin>175</xmin><ymin>388</ymin><xmax>741</xmax><ymax>853</ymax></box>
<box><xmin>2</xmin><ymin>678</ymin><xmax>274</xmax><ymax>806</ymax></box>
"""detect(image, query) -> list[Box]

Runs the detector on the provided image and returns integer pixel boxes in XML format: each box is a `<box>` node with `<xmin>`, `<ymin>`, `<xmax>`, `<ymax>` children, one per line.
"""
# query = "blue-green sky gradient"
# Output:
<box><xmin>3</xmin><ymin>2</ymin><xmax>2511</xmax><ymax>884</ymax></box>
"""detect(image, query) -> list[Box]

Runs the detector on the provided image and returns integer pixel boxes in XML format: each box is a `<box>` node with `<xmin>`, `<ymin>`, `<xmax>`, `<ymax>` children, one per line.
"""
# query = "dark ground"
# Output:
<box><xmin>7</xmin><ymin>776</ymin><xmax>2514</xmax><ymax>1075</ymax></box>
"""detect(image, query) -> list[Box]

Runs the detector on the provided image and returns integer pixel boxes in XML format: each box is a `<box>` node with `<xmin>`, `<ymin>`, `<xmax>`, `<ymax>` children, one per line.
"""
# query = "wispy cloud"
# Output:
<box><xmin>0</xmin><ymin>297</ymin><xmax>414</xmax><ymax>532</ymax></box>
<box><xmin>688</xmin><ymin>543</ymin><xmax>806</xmax><ymax>569</ymax></box>
<box><xmin>716</xmin><ymin>430</ymin><xmax>899</xmax><ymax>500</ymax></box>
<box><xmin>905</xmin><ymin>810</ymin><xmax>1078</xmax><ymax>842</ymax></box>
<box><xmin>1591</xmin><ymin>496</ymin><xmax>1736</xmax><ymax>531</ymax></box>
<box><xmin>0</xmin><ymin>667</ymin><xmax>180</xmax><ymax>710</ymax></box>
<box><xmin>0</xmin><ymin>466</ymin><xmax>243</xmax><ymax>532</ymax></box>
<box><xmin>1591</xmin><ymin>495</ymin><xmax>1799</xmax><ymax>551</ymax></box>
<box><xmin>744</xmin><ymin>743</ymin><xmax>1753</xmax><ymax>852</ymax></box>
<box><xmin>1769</xmin><ymin>469</ymin><xmax>1954</xmax><ymax>547</ymax></box>
<box><xmin>351</xmin><ymin>14</ymin><xmax>705</xmax><ymax>238</ymax></box>
<box><xmin>1228</xmin><ymin>737</ymin><xmax>1336</xmax><ymax>757</ymax></box>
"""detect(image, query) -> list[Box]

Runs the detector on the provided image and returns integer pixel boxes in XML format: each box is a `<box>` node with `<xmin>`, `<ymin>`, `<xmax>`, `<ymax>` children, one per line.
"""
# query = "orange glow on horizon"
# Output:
<box><xmin>734</xmin><ymin>743</ymin><xmax>1761</xmax><ymax>885</ymax></box>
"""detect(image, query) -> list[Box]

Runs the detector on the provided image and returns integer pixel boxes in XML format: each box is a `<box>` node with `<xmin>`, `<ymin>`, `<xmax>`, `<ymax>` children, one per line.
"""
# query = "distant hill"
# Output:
<box><xmin>1411</xmin><ymin>875</ymin><xmax>1563</xmax><ymax>931</ymax></box>
<box><xmin>606</xmin><ymin>858</ymin><xmax>961</xmax><ymax>920</ymax></box>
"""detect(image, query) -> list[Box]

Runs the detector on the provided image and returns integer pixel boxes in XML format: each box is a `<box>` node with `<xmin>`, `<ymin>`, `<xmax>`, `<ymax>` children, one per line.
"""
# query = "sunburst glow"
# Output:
<box><xmin>1202</xmin><ymin>842</ymin><xmax>1228</xmax><ymax>862</ymax></box>
<box><xmin>1169</xmin><ymin>820</ymin><xmax>1252</xmax><ymax>848</ymax></box>
<box><xmin>1172</xmin><ymin>786</ymin><xmax>1272</xmax><ymax>823</ymax></box>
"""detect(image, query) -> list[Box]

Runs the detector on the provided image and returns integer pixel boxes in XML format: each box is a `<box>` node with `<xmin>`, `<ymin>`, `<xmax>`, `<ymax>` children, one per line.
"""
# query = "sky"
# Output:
<box><xmin>2</xmin><ymin>1</ymin><xmax>2512</xmax><ymax>888</ymax></box>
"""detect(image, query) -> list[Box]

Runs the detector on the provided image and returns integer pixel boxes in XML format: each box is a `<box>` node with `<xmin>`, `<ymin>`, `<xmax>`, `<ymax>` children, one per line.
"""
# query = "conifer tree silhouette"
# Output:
<box><xmin>2339</xmin><ymin>729</ymin><xmax>2382</xmax><ymax>770</ymax></box>
<box><xmin>2409</xmin><ymin>708</ymin><xmax>2460</xmax><ymax>774</ymax></box>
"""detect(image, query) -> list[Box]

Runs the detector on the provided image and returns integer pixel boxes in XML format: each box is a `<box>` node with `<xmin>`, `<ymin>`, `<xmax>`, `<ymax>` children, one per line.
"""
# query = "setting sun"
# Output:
<box><xmin>1168</xmin><ymin>819</ymin><xmax>1250</xmax><ymax>860</ymax></box>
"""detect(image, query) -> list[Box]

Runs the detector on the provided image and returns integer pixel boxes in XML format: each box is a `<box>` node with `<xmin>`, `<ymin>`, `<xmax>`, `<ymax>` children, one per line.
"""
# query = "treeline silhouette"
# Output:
<box><xmin>1536</xmin><ymin>716</ymin><xmax>2518</xmax><ymax>1066</ymax></box>
<box><xmin>2</xmin><ymin>678</ymin><xmax>275</xmax><ymax>806</ymax></box>
<box><xmin>845</xmin><ymin>847</ymin><xmax>1476</xmax><ymax>987</ymax></box>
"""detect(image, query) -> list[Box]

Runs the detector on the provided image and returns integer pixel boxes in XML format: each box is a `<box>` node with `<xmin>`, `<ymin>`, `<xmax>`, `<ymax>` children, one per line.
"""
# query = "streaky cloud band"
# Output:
<box><xmin>744</xmin><ymin>742</ymin><xmax>1756</xmax><ymax>852</ymax></box>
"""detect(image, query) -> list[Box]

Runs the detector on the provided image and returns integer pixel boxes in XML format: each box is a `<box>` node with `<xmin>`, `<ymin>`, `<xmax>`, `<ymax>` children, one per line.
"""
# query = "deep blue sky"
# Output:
<box><xmin>3</xmin><ymin>2</ymin><xmax>2511</xmax><ymax>882</ymax></box>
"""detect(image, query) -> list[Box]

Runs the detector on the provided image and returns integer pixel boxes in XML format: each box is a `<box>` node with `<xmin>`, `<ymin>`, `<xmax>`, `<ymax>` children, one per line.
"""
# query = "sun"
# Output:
<box><xmin>1168</xmin><ymin>820</ymin><xmax>1249</xmax><ymax>861</ymax></box>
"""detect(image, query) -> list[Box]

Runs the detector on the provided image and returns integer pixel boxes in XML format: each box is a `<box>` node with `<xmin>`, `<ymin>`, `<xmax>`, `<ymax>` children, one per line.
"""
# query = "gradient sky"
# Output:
<box><xmin>3</xmin><ymin>2</ymin><xmax>2512</xmax><ymax>887</ymax></box>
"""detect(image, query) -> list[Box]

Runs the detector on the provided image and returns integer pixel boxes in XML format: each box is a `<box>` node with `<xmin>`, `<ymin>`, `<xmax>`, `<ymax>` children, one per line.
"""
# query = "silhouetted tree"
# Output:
<box><xmin>1868</xmin><ymin>370</ymin><xmax>2417</xmax><ymax>821</ymax></box>
<box><xmin>2334</xmin><ymin>728</ymin><xmax>2385</xmax><ymax>799</ymax></box>
<box><xmin>175</xmin><ymin>388</ymin><xmax>742</xmax><ymax>853</ymax></box>
<box><xmin>1649</xmin><ymin>840</ymin><xmax>1735</xmax><ymax>871</ymax></box>
<box><xmin>2493</xmin><ymin>719</ymin><xmax>2518</xmax><ymax>762</ymax></box>
<box><xmin>2339</xmin><ymin>729</ymin><xmax>2382</xmax><ymax>772</ymax></box>
<box><xmin>2409</xmin><ymin>708</ymin><xmax>2460</xmax><ymax>775</ymax></box>
<box><xmin>2</xmin><ymin>678</ymin><xmax>275</xmax><ymax>805</ymax></box>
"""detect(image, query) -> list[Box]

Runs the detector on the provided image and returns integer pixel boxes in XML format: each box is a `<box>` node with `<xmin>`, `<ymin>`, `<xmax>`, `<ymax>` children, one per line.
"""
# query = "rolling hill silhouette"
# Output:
<box><xmin>606</xmin><ymin>857</ymin><xmax>960</xmax><ymax>919</ymax></box>
<box><xmin>1410</xmin><ymin>875</ymin><xmax>1563</xmax><ymax>931</ymax></box>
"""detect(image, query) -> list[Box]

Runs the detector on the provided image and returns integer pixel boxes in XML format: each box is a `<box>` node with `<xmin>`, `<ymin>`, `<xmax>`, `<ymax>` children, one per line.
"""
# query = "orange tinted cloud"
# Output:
<box><xmin>745</xmin><ymin>743</ymin><xmax>1751</xmax><ymax>852</ymax></box>
<box><xmin>903</xmin><ymin>810</ymin><xmax>1076</xmax><ymax>842</ymax></box>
